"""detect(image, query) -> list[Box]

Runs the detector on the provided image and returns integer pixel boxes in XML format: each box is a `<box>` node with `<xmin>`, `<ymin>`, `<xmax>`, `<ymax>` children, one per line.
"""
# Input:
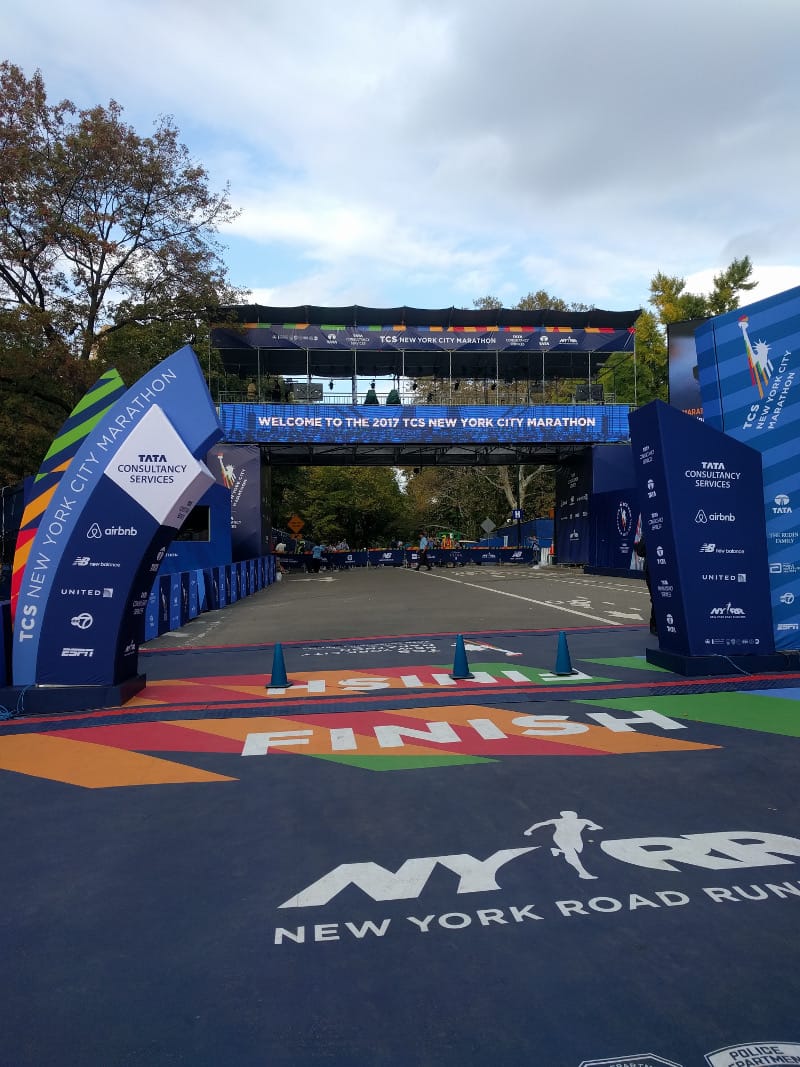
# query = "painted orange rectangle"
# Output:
<box><xmin>0</xmin><ymin>734</ymin><xmax>235</xmax><ymax>788</ymax></box>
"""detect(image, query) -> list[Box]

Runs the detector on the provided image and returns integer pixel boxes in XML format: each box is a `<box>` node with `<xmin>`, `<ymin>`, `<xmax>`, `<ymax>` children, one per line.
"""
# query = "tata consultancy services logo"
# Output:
<box><xmin>738</xmin><ymin>315</ymin><xmax>773</xmax><ymax>398</ymax></box>
<box><xmin>773</xmin><ymin>492</ymin><xmax>792</xmax><ymax>514</ymax></box>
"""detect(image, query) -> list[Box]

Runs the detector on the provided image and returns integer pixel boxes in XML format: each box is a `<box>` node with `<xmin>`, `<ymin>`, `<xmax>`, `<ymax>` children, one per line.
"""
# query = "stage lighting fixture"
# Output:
<box><xmin>328</xmin><ymin>380</ymin><xmax>334</xmax><ymax>390</ymax></box>
<box><xmin>453</xmin><ymin>380</ymin><xmax>460</xmax><ymax>391</ymax></box>
<box><xmin>370</xmin><ymin>380</ymin><xmax>376</xmax><ymax>389</ymax></box>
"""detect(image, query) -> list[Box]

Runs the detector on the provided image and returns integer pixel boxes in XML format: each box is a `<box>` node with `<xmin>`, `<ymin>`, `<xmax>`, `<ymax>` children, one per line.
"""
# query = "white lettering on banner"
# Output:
<box><xmin>255</xmin><ymin>414</ymin><xmax>599</xmax><ymax>432</ymax></box>
<box><xmin>14</xmin><ymin>370</ymin><xmax>180</xmax><ymax>650</ymax></box>
<box><xmin>94</xmin><ymin>369</ymin><xmax>178</xmax><ymax>451</ymax></box>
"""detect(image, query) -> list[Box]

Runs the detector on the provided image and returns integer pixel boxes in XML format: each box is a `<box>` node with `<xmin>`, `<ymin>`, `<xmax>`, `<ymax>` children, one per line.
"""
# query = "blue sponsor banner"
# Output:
<box><xmin>555</xmin><ymin>453</ymin><xmax>592</xmax><ymax>563</ymax></box>
<box><xmin>368</xmin><ymin>550</ymin><xmax>404</xmax><ymax>567</ymax></box>
<box><xmin>13</xmin><ymin>347</ymin><xmax>222</xmax><ymax>686</ymax></box>
<box><xmin>696</xmin><ymin>285</ymin><xmax>800</xmax><ymax>648</ymax></box>
<box><xmin>211</xmin><ymin>444</ymin><xmax>263</xmax><ymax>562</ymax></box>
<box><xmin>630</xmin><ymin>401</ymin><xmax>773</xmax><ymax>656</ymax></box>
<box><xmin>590</xmin><ymin>489</ymin><xmax>639</xmax><ymax>570</ymax></box>
<box><xmin>219</xmin><ymin>403</ymin><xmax>629</xmax><ymax>447</ymax></box>
<box><xmin>234</xmin><ymin>322</ymin><xmax>634</xmax><ymax>354</ymax></box>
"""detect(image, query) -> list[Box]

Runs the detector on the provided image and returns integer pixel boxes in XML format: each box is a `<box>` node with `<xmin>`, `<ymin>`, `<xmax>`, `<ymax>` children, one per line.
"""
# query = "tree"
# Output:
<box><xmin>621</xmin><ymin>256</ymin><xmax>758</xmax><ymax>407</ymax></box>
<box><xmin>0</xmin><ymin>62</ymin><xmax>242</xmax><ymax>361</ymax></box>
<box><xmin>282</xmin><ymin>467</ymin><xmax>411</xmax><ymax>548</ymax></box>
<box><xmin>648</xmin><ymin>256</ymin><xmax>756</xmax><ymax>325</ymax></box>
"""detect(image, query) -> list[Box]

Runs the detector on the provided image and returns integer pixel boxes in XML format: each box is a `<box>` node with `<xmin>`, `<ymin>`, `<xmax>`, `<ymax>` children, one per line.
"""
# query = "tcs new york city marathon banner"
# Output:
<box><xmin>630</xmin><ymin>401</ymin><xmax>773</xmax><ymax>657</ymax></box>
<box><xmin>220</xmin><ymin>403</ymin><xmax>630</xmax><ymax>446</ymax></box>
<box><xmin>696</xmin><ymin>285</ymin><xmax>800</xmax><ymax>649</ymax></box>
<box><xmin>13</xmin><ymin>347</ymin><xmax>222</xmax><ymax>687</ymax></box>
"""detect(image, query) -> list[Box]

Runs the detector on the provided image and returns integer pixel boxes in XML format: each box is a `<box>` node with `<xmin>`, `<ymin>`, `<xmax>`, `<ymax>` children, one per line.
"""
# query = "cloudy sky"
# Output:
<box><xmin>7</xmin><ymin>0</ymin><xmax>800</xmax><ymax>315</ymax></box>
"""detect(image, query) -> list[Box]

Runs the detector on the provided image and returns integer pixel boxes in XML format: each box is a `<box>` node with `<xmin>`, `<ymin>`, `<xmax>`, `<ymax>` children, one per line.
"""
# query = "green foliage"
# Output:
<box><xmin>649</xmin><ymin>256</ymin><xmax>755</xmax><ymax>324</ymax></box>
<box><xmin>598</xmin><ymin>310</ymin><xmax>667</xmax><ymax>406</ymax></box>
<box><xmin>281</xmin><ymin>467</ymin><xmax>410</xmax><ymax>548</ymax></box>
<box><xmin>0</xmin><ymin>344</ymin><xmax>100</xmax><ymax>484</ymax></box>
<box><xmin>0</xmin><ymin>61</ymin><xmax>243</xmax><ymax>361</ymax></box>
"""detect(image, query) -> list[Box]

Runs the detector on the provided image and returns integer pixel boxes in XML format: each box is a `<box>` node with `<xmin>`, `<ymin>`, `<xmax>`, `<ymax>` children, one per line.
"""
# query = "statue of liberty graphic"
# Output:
<box><xmin>217</xmin><ymin>453</ymin><xmax>236</xmax><ymax>489</ymax></box>
<box><xmin>739</xmin><ymin>315</ymin><xmax>773</xmax><ymax>398</ymax></box>
<box><xmin>523</xmin><ymin>810</ymin><xmax>602</xmax><ymax>880</ymax></box>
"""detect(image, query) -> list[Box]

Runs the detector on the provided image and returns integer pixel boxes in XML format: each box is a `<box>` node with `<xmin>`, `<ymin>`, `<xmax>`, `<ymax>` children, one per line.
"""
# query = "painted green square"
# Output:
<box><xmin>576</xmin><ymin>691</ymin><xmax>800</xmax><ymax>738</ymax></box>
<box><xmin>584</xmin><ymin>656</ymin><xmax>670</xmax><ymax>673</ymax></box>
<box><xmin>310</xmin><ymin>753</ymin><xmax>494</xmax><ymax>771</ymax></box>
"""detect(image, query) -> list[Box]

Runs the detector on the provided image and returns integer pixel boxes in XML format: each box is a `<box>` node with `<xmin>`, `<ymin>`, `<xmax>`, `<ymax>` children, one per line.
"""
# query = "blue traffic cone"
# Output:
<box><xmin>268</xmin><ymin>642</ymin><xmax>292</xmax><ymax>688</ymax></box>
<box><xmin>554</xmin><ymin>631</ymin><xmax>575</xmax><ymax>676</ymax></box>
<box><xmin>451</xmin><ymin>634</ymin><xmax>474</xmax><ymax>679</ymax></box>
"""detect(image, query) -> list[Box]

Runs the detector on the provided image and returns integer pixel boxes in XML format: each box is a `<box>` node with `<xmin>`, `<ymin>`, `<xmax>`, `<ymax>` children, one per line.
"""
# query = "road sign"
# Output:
<box><xmin>481</xmin><ymin>518</ymin><xmax>496</xmax><ymax>534</ymax></box>
<box><xmin>287</xmin><ymin>514</ymin><xmax>305</xmax><ymax>534</ymax></box>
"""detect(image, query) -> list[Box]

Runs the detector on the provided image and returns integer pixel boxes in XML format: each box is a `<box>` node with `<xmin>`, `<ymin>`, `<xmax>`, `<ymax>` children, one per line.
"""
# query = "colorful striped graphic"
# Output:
<box><xmin>738</xmin><ymin>315</ymin><xmax>773</xmax><ymax>397</ymax></box>
<box><xmin>0</xmin><ymin>702</ymin><xmax>718</xmax><ymax>788</ymax></box>
<box><xmin>9</xmin><ymin>369</ymin><xmax>126</xmax><ymax>620</ymax></box>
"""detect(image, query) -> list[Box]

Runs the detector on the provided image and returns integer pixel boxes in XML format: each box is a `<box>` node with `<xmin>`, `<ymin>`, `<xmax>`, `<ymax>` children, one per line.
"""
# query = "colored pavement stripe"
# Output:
<box><xmin>387</xmin><ymin>703</ymin><xmax>717</xmax><ymax>755</ymax></box>
<box><xmin>577</xmin><ymin>690</ymin><xmax>800</xmax><ymax>737</ymax></box>
<box><xmin>0</xmin><ymin>701</ymin><xmax>721</xmax><ymax>787</ymax></box>
<box><xmin>0</xmin><ymin>734</ymin><xmax>235</xmax><ymax>788</ymax></box>
<box><xmin>123</xmin><ymin>662</ymin><xmax>616</xmax><ymax>710</ymax></box>
<box><xmin>583</xmin><ymin>655</ymin><xmax>669</xmax><ymax>672</ymax></box>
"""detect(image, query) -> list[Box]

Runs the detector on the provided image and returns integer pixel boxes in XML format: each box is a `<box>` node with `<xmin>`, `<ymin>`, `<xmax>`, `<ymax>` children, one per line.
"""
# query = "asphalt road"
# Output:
<box><xmin>143</xmin><ymin>563</ymin><xmax>652</xmax><ymax>648</ymax></box>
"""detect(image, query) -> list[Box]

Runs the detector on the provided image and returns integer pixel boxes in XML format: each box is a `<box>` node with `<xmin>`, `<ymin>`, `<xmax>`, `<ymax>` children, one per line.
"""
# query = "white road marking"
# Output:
<box><xmin>426</xmin><ymin>571</ymin><xmax>623</xmax><ymax>625</ymax></box>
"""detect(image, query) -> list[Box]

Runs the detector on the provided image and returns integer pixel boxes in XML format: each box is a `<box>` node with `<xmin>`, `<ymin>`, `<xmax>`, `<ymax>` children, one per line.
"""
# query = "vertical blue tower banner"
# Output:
<box><xmin>695</xmin><ymin>285</ymin><xmax>800</xmax><ymax>648</ymax></box>
<box><xmin>13</xmin><ymin>347</ymin><xmax>222</xmax><ymax>687</ymax></box>
<box><xmin>555</xmin><ymin>452</ymin><xmax>592</xmax><ymax>563</ymax></box>
<box><xmin>629</xmin><ymin>401</ymin><xmax>773</xmax><ymax>657</ymax></box>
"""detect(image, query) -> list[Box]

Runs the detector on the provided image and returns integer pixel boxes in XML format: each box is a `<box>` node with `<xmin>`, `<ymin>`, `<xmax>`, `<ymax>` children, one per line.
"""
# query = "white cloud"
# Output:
<box><xmin>5</xmin><ymin>0</ymin><xmax>800</xmax><ymax>310</ymax></box>
<box><xmin>685</xmin><ymin>265</ymin><xmax>800</xmax><ymax>305</ymax></box>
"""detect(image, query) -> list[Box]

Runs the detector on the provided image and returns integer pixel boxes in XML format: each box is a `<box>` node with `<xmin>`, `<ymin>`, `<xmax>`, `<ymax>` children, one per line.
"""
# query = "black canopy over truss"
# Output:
<box><xmin>212</xmin><ymin>304</ymin><xmax>640</xmax><ymax>383</ymax></box>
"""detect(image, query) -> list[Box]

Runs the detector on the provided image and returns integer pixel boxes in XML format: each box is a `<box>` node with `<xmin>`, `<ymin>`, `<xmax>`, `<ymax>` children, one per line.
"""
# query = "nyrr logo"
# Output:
<box><xmin>709</xmin><ymin>602</ymin><xmax>745</xmax><ymax>618</ymax></box>
<box><xmin>277</xmin><ymin>823</ymin><xmax>800</xmax><ymax>908</ymax></box>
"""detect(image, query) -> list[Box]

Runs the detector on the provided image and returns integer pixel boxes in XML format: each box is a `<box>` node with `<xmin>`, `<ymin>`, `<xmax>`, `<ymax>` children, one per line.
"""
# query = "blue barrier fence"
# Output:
<box><xmin>277</xmin><ymin>547</ymin><xmax>540</xmax><ymax>570</ymax></box>
<box><xmin>143</xmin><ymin>554</ymin><xmax>277</xmax><ymax>642</ymax></box>
<box><xmin>2</xmin><ymin>545</ymin><xmax>540</xmax><ymax>677</ymax></box>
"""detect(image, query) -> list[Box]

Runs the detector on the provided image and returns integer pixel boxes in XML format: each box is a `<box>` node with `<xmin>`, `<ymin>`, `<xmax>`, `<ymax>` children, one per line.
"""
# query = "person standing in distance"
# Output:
<box><xmin>415</xmin><ymin>531</ymin><xmax>432</xmax><ymax>571</ymax></box>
